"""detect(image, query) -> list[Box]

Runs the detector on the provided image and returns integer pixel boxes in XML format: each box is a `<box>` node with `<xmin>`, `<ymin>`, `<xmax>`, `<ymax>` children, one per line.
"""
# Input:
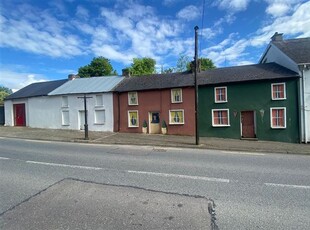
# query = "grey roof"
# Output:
<box><xmin>114</xmin><ymin>72</ymin><xmax>195</xmax><ymax>92</ymax></box>
<box><xmin>114</xmin><ymin>63</ymin><xmax>298</xmax><ymax>92</ymax></box>
<box><xmin>272</xmin><ymin>37</ymin><xmax>310</xmax><ymax>64</ymax></box>
<box><xmin>5</xmin><ymin>79</ymin><xmax>67</xmax><ymax>100</ymax></box>
<box><xmin>49</xmin><ymin>76</ymin><xmax>124</xmax><ymax>95</ymax></box>
<box><xmin>198</xmin><ymin>63</ymin><xmax>299</xmax><ymax>85</ymax></box>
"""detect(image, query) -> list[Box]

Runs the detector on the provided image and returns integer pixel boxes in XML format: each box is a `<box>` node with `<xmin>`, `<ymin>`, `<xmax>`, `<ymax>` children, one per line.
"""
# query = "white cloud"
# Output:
<box><xmin>214</xmin><ymin>0</ymin><xmax>251</xmax><ymax>12</ymax></box>
<box><xmin>0</xmin><ymin>68</ymin><xmax>47</xmax><ymax>92</ymax></box>
<box><xmin>76</xmin><ymin>5</ymin><xmax>89</xmax><ymax>20</ymax></box>
<box><xmin>177</xmin><ymin>5</ymin><xmax>200</xmax><ymax>21</ymax></box>
<box><xmin>0</xmin><ymin>4</ymin><xmax>85</xmax><ymax>57</ymax></box>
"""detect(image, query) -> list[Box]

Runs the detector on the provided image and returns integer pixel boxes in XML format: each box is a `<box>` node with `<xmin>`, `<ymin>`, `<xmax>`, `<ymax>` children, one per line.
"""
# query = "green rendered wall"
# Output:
<box><xmin>198</xmin><ymin>79</ymin><xmax>300</xmax><ymax>143</ymax></box>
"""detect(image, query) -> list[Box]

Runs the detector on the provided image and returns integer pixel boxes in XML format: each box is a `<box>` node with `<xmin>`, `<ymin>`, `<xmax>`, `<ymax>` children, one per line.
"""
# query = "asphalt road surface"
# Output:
<box><xmin>0</xmin><ymin>137</ymin><xmax>310</xmax><ymax>229</ymax></box>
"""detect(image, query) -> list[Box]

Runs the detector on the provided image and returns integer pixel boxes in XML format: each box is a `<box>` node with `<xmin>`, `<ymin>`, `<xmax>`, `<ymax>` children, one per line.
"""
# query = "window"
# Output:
<box><xmin>128</xmin><ymin>92</ymin><xmax>138</xmax><ymax>105</ymax></box>
<box><xmin>214</xmin><ymin>87</ymin><xmax>227</xmax><ymax>103</ymax></box>
<box><xmin>95</xmin><ymin>94</ymin><xmax>103</xmax><ymax>106</ymax></box>
<box><xmin>171</xmin><ymin>89</ymin><xmax>182</xmax><ymax>103</ymax></box>
<box><xmin>270</xmin><ymin>107</ymin><xmax>286</xmax><ymax>128</ymax></box>
<box><xmin>169</xmin><ymin>110</ymin><xmax>184</xmax><ymax>125</ymax></box>
<box><xmin>271</xmin><ymin>83</ymin><xmax>286</xmax><ymax>100</ymax></box>
<box><xmin>212</xmin><ymin>109</ymin><xmax>230</xmax><ymax>127</ymax></box>
<box><xmin>94</xmin><ymin>110</ymin><xmax>105</xmax><ymax>124</ymax></box>
<box><xmin>128</xmin><ymin>110</ymin><xmax>139</xmax><ymax>127</ymax></box>
<box><xmin>62</xmin><ymin>96</ymin><xmax>68</xmax><ymax>107</ymax></box>
<box><xmin>61</xmin><ymin>110</ymin><xmax>69</xmax><ymax>126</ymax></box>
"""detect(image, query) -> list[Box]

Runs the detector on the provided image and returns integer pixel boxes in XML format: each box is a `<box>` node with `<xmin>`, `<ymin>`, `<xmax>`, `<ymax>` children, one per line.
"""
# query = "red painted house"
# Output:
<box><xmin>114</xmin><ymin>72</ymin><xmax>195</xmax><ymax>135</ymax></box>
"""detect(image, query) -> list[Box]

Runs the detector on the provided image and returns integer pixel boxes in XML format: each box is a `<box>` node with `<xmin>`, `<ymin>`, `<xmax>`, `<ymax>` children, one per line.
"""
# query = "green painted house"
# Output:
<box><xmin>198</xmin><ymin>63</ymin><xmax>300</xmax><ymax>143</ymax></box>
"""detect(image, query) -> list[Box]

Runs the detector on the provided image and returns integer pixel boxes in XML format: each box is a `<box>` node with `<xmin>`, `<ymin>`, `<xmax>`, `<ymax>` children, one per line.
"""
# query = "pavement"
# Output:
<box><xmin>0</xmin><ymin>179</ymin><xmax>216</xmax><ymax>230</ymax></box>
<box><xmin>0</xmin><ymin>126</ymin><xmax>309</xmax><ymax>154</ymax></box>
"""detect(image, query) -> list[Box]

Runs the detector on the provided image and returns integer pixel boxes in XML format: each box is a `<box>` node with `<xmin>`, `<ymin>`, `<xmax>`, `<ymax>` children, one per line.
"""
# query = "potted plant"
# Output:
<box><xmin>161</xmin><ymin>120</ymin><xmax>167</xmax><ymax>134</ymax></box>
<box><xmin>142</xmin><ymin>120</ymin><xmax>148</xmax><ymax>134</ymax></box>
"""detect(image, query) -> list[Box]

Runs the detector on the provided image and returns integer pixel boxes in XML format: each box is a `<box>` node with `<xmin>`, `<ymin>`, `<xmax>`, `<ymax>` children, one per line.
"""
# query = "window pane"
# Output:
<box><xmin>62</xmin><ymin>110</ymin><xmax>69</xmax><ymax>125</ymax></box>
<box><xmin>169</xmin><ymin>110</ymin><xmax>184</xmax><ymax>124</ymax></box>
<box><xmin>128</xmin><ymin>92</ymin><xmax>138</xmax><ymax>105</ymax></box>
<box><xmin>128</xmin><ymin>111</ymin><xmax>138</xmax><ymax>127</ymax></box>
<box><xmin>95</xmin><ymin>110</ymin><xmax>105</xmax><ymax>124</ymax></box>
<box><xmin>96</xmin><ymin>95</ymin><xmax>103</xmax><ymax>106</ymax></box>
<box><xmin>62</xmin><ymin>96</ymin><xmax>68</xmax><ymax>107</ymax></box>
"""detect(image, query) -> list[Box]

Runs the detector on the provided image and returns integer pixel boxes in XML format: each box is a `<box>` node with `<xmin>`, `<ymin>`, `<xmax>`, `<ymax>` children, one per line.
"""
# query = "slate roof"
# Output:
<box><xmin>198</xmin><ymin>63</ymin><xmax>299</xmax><ymax>85</ymax></box>
<box><xmin>114</xmin><ymin>63</ymin><xmax>298</xmax><ymax>92</ymax></box>
<box><xmin>114</xmin><ymin>72</ymin><xmax>194</xmax><ymax>92</ymax></box>
<box><xmin>5</xmin><ymin>79</ymin><xmax>67</xmax><ymax>100</ymax></box>
<box><xmin>49</xmin><ymin>76</ymin><xmax>124</xmax><ymax>95</ymax></box>
<box><xmin>272</xmin><ymin>37</ymin><xmax>310</xmax><ymax>64</ymax></box>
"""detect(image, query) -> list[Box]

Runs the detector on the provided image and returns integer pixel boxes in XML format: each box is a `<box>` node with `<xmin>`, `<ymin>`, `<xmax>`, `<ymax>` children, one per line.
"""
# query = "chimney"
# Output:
<box><xmin>68</xmin><ymin>74</ymin><xmax>80</xmax><ymax>80</ymax></box>
<box><xmin>271</xmin><ymin>32</ymin><xmax>283</xmax><ymax>41</ymax></box>
<box><xmin>122</xmin><ymin>68</ymin><xmax>131</xmax><ymax>78</ymax></box>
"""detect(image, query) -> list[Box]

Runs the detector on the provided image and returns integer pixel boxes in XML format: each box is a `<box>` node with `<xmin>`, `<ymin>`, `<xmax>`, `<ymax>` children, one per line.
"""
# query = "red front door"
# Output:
<box><xmin>241</xmin><ymin>111</ymin><xmax>255</xmax><ymax>138</ymax></box>
<box><xmin>14</xmin><ymin>104</ymin><xmax>26</xmax><ymax>126</ymax></box>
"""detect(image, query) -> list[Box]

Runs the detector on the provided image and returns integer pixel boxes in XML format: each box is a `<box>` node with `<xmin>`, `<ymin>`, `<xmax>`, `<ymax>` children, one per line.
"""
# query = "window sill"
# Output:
<box><xmin>169</xmin><ymin>123</ymin><xmax>184</xmax><ymax>125</ymax></box>
<box><xmin>212</xmin><ymin>125</ymin><xmax>230</xmax><ymax>127</ymax></box>
<box><xmin>271</xmin><ymin>98</ymin><xmax>286</xmax><ymax>101</ymax></box>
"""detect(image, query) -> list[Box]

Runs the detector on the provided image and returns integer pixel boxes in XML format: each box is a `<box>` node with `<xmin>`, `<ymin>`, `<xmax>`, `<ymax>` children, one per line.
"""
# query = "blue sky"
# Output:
<box><xmin>0</xmin><ymin>0</ymin><xmax>309</xmax><ymax>91</ymax></box>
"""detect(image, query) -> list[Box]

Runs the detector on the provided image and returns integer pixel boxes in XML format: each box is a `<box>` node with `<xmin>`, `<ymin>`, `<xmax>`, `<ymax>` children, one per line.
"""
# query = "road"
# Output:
<box><xmin>0</xmin><ymin>137</ymin><xmax>310</xmax><ymax>229</ymax></box>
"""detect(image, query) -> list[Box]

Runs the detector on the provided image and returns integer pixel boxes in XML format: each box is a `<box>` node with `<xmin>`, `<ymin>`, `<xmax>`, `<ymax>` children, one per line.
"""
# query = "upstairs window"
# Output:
<box><xmin>62</xmin><ymin>96</ymin><xmax>68</xmax><ymax>107</ymax></box>
<box><xmin>128</xmin><ymin>92</ymin><xmax>138</xmax><ymax>105</ymax></box>
<box><xmin>212</xmin><ymin>109</ymin><xmax>230</xmax><ymax>127</ymax></box>
<box><xmin>214</xmin><ymin>87</ymin><xmax>227</xmax><ymax>103</ymax></box>
<box><xmin>272</xmin><ymin>83</ymin><xmax>286</xmax><ymax>100</ymax></box>
<box><xmin>95</xmin><ymin>94</ymin><xmax>103</xmax><ymax>106</ymax></box>
<box><xmin>171</xmin><ymin>88</ymin><xmax>182</xmax><ymax>103</ymax></box>
<box><xmin>271</xmin><ymin>107</ymin><xmax>286</xmax><ymax>128</ymax></box>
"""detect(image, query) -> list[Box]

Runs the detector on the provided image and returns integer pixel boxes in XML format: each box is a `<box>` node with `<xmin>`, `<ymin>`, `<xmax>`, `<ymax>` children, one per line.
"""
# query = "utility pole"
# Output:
<box><xmin>194</xmin><ymin>26</ymin><xmax>199</xmax><ymax>145</ymax></box>
<box><xmin>78</xmin><ymin>94</ymin><xmax>92</xmax><ymax>140</ymax></box>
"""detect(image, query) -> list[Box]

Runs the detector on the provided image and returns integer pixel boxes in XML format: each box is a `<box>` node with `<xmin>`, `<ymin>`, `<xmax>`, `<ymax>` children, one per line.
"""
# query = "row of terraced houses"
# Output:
<box><xmin>4</xmin><ymin>33</ymin><xmax>310</xmax><ymax>143</ymax></box>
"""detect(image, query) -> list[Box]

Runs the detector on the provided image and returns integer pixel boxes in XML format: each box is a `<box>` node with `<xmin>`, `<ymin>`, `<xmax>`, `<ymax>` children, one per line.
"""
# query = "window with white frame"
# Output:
<box><xmin>128</xmin><ymin>110</ymin><xmax>139</xmax><ymax>127</ymax></box>
<box><xmin>271</xmin><ymin>83</ymin><xmax>286</xmax><ymax>100</ymax></box>
<box><xmin>212</xmin><ymin>109</ymin><xmax>230</xmax><ymax>127</ymax></box>
<box><xmin>169</xmin><ymin>110</ymin><xmax>184</xmax><ymax>125</ymax></box>
<box><xmin>128</xmin><ymin>92</ymin><xmax>138</xmax><ymax>105</ymax></box>
<box><xmin>94</xmin><ymin>110</ymin><xmax>105</xmax><ymax>124</ymax></box>
<box><xmin>171</xmin><ymin>88</ymin><xmax>182</xmax><ymax>103</ymax></box>
<box><xmin>270</xmin><ymin>107</ymin><xmax>286</xmax><ymax>128</ymax></box>
<box><xmin>62</xmin><ymin>96</ymin><xmax>68</xmax><ymax>107</ymax></box>
<box><xmin>61</xmin><ymin>110</ymin><xmax>69</xmax><ymax>126</ymax></box>
<box><xmin>95</xmin><ymin>94</ymin><xmax>103</xmax><ymax>106</ymax></box>
<box><xmin>214</xmin><ymin>87</ymin><xmax>227</xmax><ymax>103</ymax></box>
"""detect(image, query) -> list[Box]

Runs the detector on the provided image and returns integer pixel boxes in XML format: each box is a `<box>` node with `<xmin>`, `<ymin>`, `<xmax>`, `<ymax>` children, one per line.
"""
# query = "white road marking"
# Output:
<box><xmin>222</xmin><ymin>151</ymin><xmax>266</xmax><ymax>156</ymax></box>
<box><xmin>127</xmin><ymin>170</ymin><xmax>230</xmax><ymax>183</ymax></box>
<box><xmin>265</xmin><ymin>183</ymin><xmax>310</xmax><ymax>189</ymax></box>
<box><xmin>26</xmin><ymin>161</ymin><xmax>103</xmax><ymax>170</ymax></box>
<box><xmin>0</xmin><ymin>157</ymin><xmax>10</xmax><ymax>160</ymax></box>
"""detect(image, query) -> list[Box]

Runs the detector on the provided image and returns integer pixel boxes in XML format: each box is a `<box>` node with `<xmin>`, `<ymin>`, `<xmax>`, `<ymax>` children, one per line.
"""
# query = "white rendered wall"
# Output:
<box><xmin>53</xmin><ymin>93</ymin><xmax>114</xmax><ymax>132</ymax></box>
<box><xmin>4</xmin><ymin>99</ymin><xmax>28</xmax><ymax>126</ymax></box>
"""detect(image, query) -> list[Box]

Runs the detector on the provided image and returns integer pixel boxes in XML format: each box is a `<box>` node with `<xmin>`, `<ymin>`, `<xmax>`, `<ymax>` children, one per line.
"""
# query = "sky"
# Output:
<box><xmin>0</xmin><ymin>0</ymin><xmax>309</xmax><ymax>92</ymax></box>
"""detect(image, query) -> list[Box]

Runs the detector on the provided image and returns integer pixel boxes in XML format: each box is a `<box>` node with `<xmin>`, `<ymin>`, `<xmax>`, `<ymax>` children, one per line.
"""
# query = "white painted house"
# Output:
<box><xmin>5</xmin><ymin>76</ymin><xmax>124</xmax><ymax>132</ymax></box>
<box><xmin>260</xmin><ymin>33</ymin><xmax>310</xmax><ymax>143</ymax></box>
<box><xmin>48</xmin><ymin>76</ymin><xmax>124</xmax><ymax>132</ymax></box>
<box><xmin>4</xmin><ymin>79</ymin><xmax>68</xmax><ymax>128</ymax></box>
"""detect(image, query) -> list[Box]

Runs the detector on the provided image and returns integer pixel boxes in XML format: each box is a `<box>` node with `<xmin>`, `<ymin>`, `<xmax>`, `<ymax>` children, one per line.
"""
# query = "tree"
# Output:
<box><xmin>0</xmin><ymin>86</ymin><xmax>13</xmax><ymax>104</ymax></box>
<box><xmin>78</xmin><ymin>57</ymin><xmax>117</xmax><ymax>78</ymax></box>
<box><xmin>127</xmin><ymin>57</ymin><xmax>156</xmax><ymax>76</ymax></box>
<box><xmin>175</xmin><ymin>54</ymin><xmax>190</xmax><ymax>72</ymax></box>
<box><xmin>199</xmin><ymin>57</ymin><xmax>216</xmax><ymax>70</ymax></box>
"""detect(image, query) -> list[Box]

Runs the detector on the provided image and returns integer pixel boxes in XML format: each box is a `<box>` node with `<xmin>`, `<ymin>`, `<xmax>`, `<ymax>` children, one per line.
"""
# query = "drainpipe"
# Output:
<box><xmin>299</xmin><ymin>65</ymin><xmax>307</xmax><ymax>143</ymax></box>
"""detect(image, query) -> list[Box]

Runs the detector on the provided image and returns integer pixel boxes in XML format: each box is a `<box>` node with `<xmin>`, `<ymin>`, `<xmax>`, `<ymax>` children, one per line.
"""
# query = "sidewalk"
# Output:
<box><xmin>0</xmin><ymin>126</ymin><xmax>309</xmax><ymax>155</ymax></box>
